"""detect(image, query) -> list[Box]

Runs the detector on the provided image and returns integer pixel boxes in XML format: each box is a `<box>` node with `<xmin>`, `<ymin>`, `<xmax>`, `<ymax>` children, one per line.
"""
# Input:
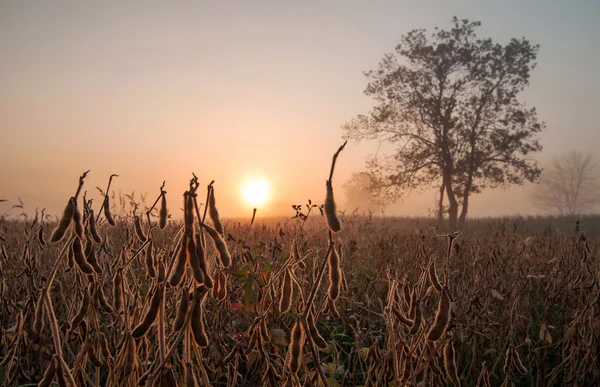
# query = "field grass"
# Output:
<box><xmin>0</xmin><ymin>171</ymin><xmax>598</xmax><ymax>387</ymax></box>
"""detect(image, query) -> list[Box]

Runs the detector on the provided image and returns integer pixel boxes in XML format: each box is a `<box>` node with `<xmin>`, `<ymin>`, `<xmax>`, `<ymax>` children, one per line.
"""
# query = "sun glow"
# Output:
<box><xmin>242</xmin><ymin>179</ymin><xmax>270</xmax><ymax>207</ymax></box>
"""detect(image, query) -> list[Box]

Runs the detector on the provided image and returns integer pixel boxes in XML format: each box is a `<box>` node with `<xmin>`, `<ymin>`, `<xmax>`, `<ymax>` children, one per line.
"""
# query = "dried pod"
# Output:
<box><xmin>88</xmin><ymin>209</ymin><xmax>102</xmax><ymax>243</ymax></box>
<box><xmin>503</xmin><ymin>346</ymin><xmax>513</xmax><ymax>375</ymax></box>
<box><xmin>429</xmin><ymin>260</ymin><xmax>442</xmax><ymax>292</ymax></box>
<box><xmin>392</xmin><ymin>306</ymin><xmax>414</xmax><ymax>327</ymax></box>
<box><xmin>123</xmin><ymin>335</ymin><xmax>137</xmax><ymax>376</ymax></box>
<box><xmin>328</xmin><ymin>297</ymin><xmax>340</xmax><ymax>319</ymax></box>
<box><xmin>159</xmin><ymin>193</ymin><xmax>168</xmax><ymax>230</ymax></box>
<box><xmin>184</xmin><ymin>192</ymin><xmax>195</xmax><ymax>233</ymax></box>
<box><xmin>157</xmin><ymin>260</ymin><xmax>166</xmax><ymax>284</ymax></box>
<box><xmin>403</xmin><ymin>284</ymin><xmax>412</xmax><ymax>305</ymax></box>
<box><xmin>212</xmin><ymin>270</ymin><xmax>221</xmax><ymax>300</ymax></box>
<box><xmin>203</xmin><ymin>223</ymin><xmax>231</xmax><ymax>268</ymax></box>
<box><xmin>427</xmin><ymin>287</ymin><xmax>451</xmax><ymax>341</ymax></box>
<box><xmin>67</xmin><ymin>245</ymin><xmax>75</xmax><ymax>270</ymax></box>
<box><xmin>134</xmin><ymin>215</ymin><xmax>147</xmax><ymax>243</ymax></box>
<box><xmin>191</xmin><ymin>288</ymin><xmax>209</xmax><ymax>347</ymax></box>
<box><xmin>113</xmin><ymin>268</ymin><xmax>124</xmax><ymax>313</ymax></box>
<box><xmin>402</xmin><ymin>351</ymin><xmax>412</xmax><ymax>380</ymax></box>
<box><xmin>145</xmin><ymin>239</ymin><xmax>156</xmax><ymax>278</ymax></box>
<box><xmin>99</xmin><ymin>332</ymin><xmax>113</xmax><ymax>364</ymax></box>
<box><xmin>169</xmin><ymin>234</ymin><xmax>188</xmax><ymax>287</ymax></box>
<box><xmin>409</xmin><ymin>289</ymin><xmax>417</xmax><ymax>319</ymax></box>
<box><xmin>409</xmin><ymin>301</ymin><xmax>422</xmax><ymax>335</ymax></box>
<box><xmin>71</xmin><ymin>285</ymin><xmax>91</xmax><ymax>327</ymax></box>
<box><xmin>137</xmin><ymin>370</ymin><xmax>151</xmax><ymax>387</ymax></box>
<box><xmin>216</xmin><ymin>270</ymin><xmax>227</xmax><ymax>301</ymax></box>
<box><xmin>279</xmin><ymin>268</ymin><xmax>293</xmax><ymax>313</ymax></box>
<box><xmin>307</xmin><ymin>313</ymin><xmax>327</xmax><ymax>349</ymax></box>
<box><xmin>38</xmin><ymin>356</ymin><xmax>57</xmax><ymax>387</ymax></box>
<box><xmin>187</xmin><ymin>235</ymin><xmax>204</xmax><ymax>284</ymax></box>
<box><xmin>426</xmin><ymin>341</ymin><xmax>443</xmax><ymax>376</ymax></box>
<box><xmin>103</xmin><ymin>195</ymin><xmax>116</xmax><ymax>226</ymax></box>
<box><xmin>38</xmin><ymin>226</ymin><xmax>47</xmax><ymax>246</ymax></box>
<box><xmin>72</xmin><ymin>237</ymin><xmax>94</xmax><ymax>275</ymax></box>
<box><xmin>33</xmin><ymin>290</ymin><xmax>46</xmax><ymax>334</ymax></box>
<box><xmin>86</xmin><ymin>339</ymin><xmax>104</xmax><ymax>367</ymax></box>
<box><xmin>287</xmin><ymin>320</ymin><xmax>305</xmax><ymax>375</ymax></box>
<box><xmin>324</xmin><ymin>181</ymin><xmax>341</xmax><ymax>232</ymax></box>
<box><xmin>72</xmin><ymin>199</ymin><xmax>84</xmax><ymax>239</ymax></box>
<box><xmin>79</xmin><ymin>319</ymin><xmax>88</xmax><ymax>342</ymax></box>
<box><xmin>444</xmin><ymin>338</ymin><xmax>461</xmax><ymax>387</ymax></box>
<box><xmin>194</xmin><ymin>233</ymin><xmax>212</xmax><ymax>288</ymax></box>
<box><xmin>54</xmin><ymin>356</ymin><xmax>68</xmax><ymax>387</ymax></box>
<box><xmin>327</xmin><ymin>244</ymin><xmax>341</xmax><ymax>301</ymax></box>
<box><xmin>85</xmin><ymin>237</ymin><xmax>102</xmax><ymax>273</ymax></box>
<box><xmin>512</xmin><ymin>346</ymin><xmax>528</xmax><ymax>374</ymax></box>
<box><xmin>184</xmin><ymin>362</ymin><xmax>198</xmax><ymax>387</ymax></box>
<box><xmin>208</xmin><ymin>187</ymin><xmax>224</xmax><ymax>236</ymax></box>
<box><xmin>157</xmin><ymin>367</ymin><xmax>178</xmax><ymax>387</ymax></box>
<box><xmin>475</xmin><ymin>362</ymin><xmax>491</xmax><ymax>387</ymax></box>
<box><xmin>50</xmin><ymin>198</ymin><xmax>74</xmax><ymax>243</ymax></box>
<box><xmin>96</xmin><ymin>283</ymin><xmax>114</xmax><ymax>314</ymax></box>
<box><xmin>132</xmin><ymin>286</ymin><xmax>162</xmax><ymax>338</ymax></box>
<box><xmin>173</xmin><ymin>289</ymin><xmax>189</xmax><ymax>332</ymax></box>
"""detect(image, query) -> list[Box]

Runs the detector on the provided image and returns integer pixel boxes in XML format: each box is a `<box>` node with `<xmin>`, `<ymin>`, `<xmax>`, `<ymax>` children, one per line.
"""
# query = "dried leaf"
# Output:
<box><xmin>490</xmin><ymin>289</ymin><xmax>504</xmax><ymax>300</ymax></box>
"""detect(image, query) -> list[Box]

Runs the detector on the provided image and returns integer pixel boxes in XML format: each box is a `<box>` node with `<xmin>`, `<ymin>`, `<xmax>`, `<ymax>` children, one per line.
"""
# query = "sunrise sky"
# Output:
<box><xmin>1</xmin><ymin>1</ymin><xmax>599</xmax><ymax>219</ymax></box>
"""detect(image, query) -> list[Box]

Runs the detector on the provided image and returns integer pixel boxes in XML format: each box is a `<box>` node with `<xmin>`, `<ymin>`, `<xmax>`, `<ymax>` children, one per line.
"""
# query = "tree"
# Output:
<box><xmin>343</xmin><ymin>17</ymin><xmax>544</xmax><ymax>230</ymax></box>
<box><xmin>531</xmin><ymin>150</ymin><xmax>600</xmax><ymax>215</ymax></box>
<box><xmin>342</xmin><ymin>172</ymin><xmax>385</xmax><ymax>213</ymax></box>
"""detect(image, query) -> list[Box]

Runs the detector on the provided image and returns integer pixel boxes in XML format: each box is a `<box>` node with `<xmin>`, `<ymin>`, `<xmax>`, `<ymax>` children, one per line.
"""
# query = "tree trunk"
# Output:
<box><xmin>459</xmin><ymin>120</ymin><xmax>479</xmax><ymax>230</ymax></box>
<box><xmin>447</xmin><ymin>201</ymin><xmax>458</xmax><ymax>231</ymax></box>
<box><xmin>443</xmin><ymin>171</ymin><xmax>459</xmax><ymax>231</ymax></box>
<box><xmin>437</xmin><ymin>183</ymin><xmax>445</xmax><ymax>230</ymax></box>
<box><xmin>458</xmin><ymin>198</ymin><xmax>468</xmax><ymax>230</ymax></box>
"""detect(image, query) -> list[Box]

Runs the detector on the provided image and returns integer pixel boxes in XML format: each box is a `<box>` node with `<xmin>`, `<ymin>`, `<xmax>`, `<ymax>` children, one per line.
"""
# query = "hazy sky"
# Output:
<box><xmin>1</xmin><ymin>1</ymin><xmax>599</xmax><ymax>219</ymax></box>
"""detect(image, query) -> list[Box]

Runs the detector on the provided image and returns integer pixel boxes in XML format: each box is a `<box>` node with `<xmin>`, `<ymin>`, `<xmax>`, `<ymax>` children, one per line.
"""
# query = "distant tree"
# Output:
<box><xmin>342</xmin><ymin>172</ymin><xmax>385</xmax><ymax>213</ymax></box>
<box><xmin>531</xmin><ymin>150</ymin><xmax>600</xmax><ymax>215</ymax></box>
<box><xmin>343</xmin><ymin>17</ymin><xmax>544</xmax><ymax>230</ymax></box>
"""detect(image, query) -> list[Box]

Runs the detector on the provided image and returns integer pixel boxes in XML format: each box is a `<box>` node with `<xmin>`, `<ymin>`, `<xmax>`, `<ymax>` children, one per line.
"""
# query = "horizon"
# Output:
<box><xmin>1</xmin><ymin>1</ymin><xmax>599</xmax><ymax>219</ymax></box>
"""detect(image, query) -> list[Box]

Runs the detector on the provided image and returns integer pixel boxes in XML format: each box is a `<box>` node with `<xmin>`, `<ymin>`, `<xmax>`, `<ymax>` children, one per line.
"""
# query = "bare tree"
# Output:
<box><xmin>531</xmin><ymin>150</ymin><xmax>600</xmax><ymax>215</ymax></box>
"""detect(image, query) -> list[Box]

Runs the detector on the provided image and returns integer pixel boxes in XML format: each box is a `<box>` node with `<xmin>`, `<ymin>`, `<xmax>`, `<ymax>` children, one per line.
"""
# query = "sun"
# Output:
<box><xmin>242</xmin><ymin>179</ymin><xmax>269</xmax><ymax>207</ymax></box>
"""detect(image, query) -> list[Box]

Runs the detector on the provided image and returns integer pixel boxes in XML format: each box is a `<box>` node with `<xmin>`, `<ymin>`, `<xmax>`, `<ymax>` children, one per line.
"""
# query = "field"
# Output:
<box><xmin>0</xmin><ymin>172</ymin><xmax>599</xmax><ymax>387</ymax></box>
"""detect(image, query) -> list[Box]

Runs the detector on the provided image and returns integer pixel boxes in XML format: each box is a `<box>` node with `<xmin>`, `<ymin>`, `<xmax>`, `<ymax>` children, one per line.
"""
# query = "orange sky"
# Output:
<box><xmin>1</xmin><ymin>1</ymin><xmax>599</xmax><ymax>219</ymax></box>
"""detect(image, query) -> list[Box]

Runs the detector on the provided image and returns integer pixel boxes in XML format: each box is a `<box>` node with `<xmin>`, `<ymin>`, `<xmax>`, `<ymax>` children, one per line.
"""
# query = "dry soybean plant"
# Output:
<box><xmin>0</xmin><ymin>144</ymin><xmax>599</xmax><ymax>386</ymax></box>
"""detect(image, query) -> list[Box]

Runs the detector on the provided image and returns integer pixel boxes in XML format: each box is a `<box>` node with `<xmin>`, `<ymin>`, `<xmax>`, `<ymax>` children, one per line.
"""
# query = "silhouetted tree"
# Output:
<box><xmin>531</xmin><ymin>150</ymin><xmax>600</xmax><ymax>215</ymax></box>
<box><xmin>342</xmin><ymin>172</ymin><xmax>385</xmax><ymax>213</ymax></box>
<box><xmin>343</xmin><ymin>17</ymin><xmax>544</xmax><ymax>230</ymax></box>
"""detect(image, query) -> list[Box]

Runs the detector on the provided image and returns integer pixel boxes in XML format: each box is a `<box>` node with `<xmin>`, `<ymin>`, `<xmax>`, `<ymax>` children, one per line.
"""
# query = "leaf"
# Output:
<box><xmin>361</xmin><ymin>347</ymin><xmax>370</xmax><ymax>359</ymax></box>
<box><xmin>490</xmin><ymin>289</ymin><xmax>504</xmax><ymax>300</ymax></box>
<box><xmin>539</xmin><ymin>324</ymin><xmax>552</xmax><ymax>344</ymax></box>
<box><xmin>228</xmin><ymin>269</ymin><xmax>249</xmax><ymax>281</ymax></box>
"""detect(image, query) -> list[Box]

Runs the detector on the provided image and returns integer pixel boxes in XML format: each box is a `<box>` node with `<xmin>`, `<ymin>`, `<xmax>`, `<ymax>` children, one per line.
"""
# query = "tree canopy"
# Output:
<box><xmin>343</xmin><ymin>17</ymin><xmax>544</xmax><ymax>229</ymax></box>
